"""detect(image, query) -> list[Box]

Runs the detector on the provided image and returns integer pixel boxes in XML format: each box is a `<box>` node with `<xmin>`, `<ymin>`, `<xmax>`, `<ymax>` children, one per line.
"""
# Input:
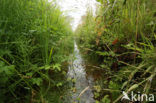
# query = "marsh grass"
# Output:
<box><xmin>76</xmin><ymin>0</ymin><xmax>156</xmax><ymax>102</ymax></box>
<box><xmin>0</xmin><ymin>0</ymin><xmax>73</xmax><ymax>102</ymax></box>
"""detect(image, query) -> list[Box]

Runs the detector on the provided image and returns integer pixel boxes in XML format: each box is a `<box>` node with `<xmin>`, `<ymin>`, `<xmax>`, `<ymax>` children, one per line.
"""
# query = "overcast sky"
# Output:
<box><xmin>49</xmin><ymin>0</ymin><xmax>99</xmax><ymax>30</ymax></box>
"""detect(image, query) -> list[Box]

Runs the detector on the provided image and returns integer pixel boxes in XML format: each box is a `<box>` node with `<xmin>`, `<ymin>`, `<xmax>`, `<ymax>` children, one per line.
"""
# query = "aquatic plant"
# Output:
<box><xmin>0</xmin><ymin>0</ymin><xmax>73</xmax><ymax>102</ymax></box>
<box><xmin>76</xmin><ymin>0</ymin><xmax>156</xmax><ymax>102</ymax></box>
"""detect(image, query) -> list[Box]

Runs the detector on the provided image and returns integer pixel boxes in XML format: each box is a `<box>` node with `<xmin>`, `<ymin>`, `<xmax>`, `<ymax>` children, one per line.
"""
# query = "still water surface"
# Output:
<box><xmin>66</xmin><ymin>41</ymin><xmax>95</xmax><ymax>103</ymax></box>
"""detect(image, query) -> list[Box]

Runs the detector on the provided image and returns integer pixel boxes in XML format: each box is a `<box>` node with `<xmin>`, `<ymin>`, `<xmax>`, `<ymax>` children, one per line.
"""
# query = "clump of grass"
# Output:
<box><xmin>76</xmin><ymin>0</ymin><xmax>156</xmax><ymax>102</ymax></box>
<box><xmin>0</xmin><ymin>0</ymin><xmax>73</xmax><ymax>102</ymax></box>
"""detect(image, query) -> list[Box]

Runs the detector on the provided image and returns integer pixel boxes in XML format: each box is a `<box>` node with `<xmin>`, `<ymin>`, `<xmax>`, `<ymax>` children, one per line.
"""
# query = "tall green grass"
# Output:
<box><xmin>0</xmin><ymin>0</ymin><xmax>73</xmax><ymax>102</ymax></box>
<box><xmin>76</xmin><ymin>0</ymin><xmax>156</xmax><ymax>102</ymax></box>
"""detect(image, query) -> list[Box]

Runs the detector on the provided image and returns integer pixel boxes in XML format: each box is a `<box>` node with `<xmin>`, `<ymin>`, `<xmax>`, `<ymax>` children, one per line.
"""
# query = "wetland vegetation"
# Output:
<box><xmin>0</xmin><ymin>0</ymin><xmax>155</xmax><ymax>103</ymax></box>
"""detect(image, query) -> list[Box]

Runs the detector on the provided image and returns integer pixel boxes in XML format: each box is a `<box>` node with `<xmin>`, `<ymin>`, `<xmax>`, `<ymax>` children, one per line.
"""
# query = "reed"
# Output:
<box><xmin>0</xmin><ymin>0</ymin><xmax>73</xmax><ymax>102</ymax></box>
<box><xmin>76</xmin><ymin>0</ymin><xmax>156</xmax><ymax>102</ymax></box>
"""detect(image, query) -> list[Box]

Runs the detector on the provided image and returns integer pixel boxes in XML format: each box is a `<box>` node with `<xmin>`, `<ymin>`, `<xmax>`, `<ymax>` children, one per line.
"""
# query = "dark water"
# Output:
<box><xmin>66</xmin><ymin>41</ymin><xmax>95</xmax><ymax>103</ymax></box>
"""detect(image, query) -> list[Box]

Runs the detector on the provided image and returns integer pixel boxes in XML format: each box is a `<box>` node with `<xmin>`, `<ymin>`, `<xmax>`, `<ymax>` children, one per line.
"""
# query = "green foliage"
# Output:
<box><xmin>31</xmin><ymin>78</ymin><xmax>43</xmax><ymax>86</ymax></box>
<box><xmin>0</xmin><ymin>0</ymin><xmax>73</xmax><ymax>102</ymax></box>
<box><xmin>108</xmin><ymin>81</ymin><xmax>120</xmax><ymax>100</ymax></box>
<box><xmin>96</xmin><ymin>0</ymin><xmax>104</xmax><ymax>4</ymax></box>
<box><xmin>101</xmin><ymin>95</ymin><xmax>111</xmax><ymax>103</ymax></box>
<box><xmin>52</xmin><ymin>63</ymin><xmax>61</xmax><ymax>72</ymax></box>
<box><xmin>76</xmin><ymin>0</ymin><xmax>156</xmax><ymax>102</ymax></box>
<box><xmin>0</xmin><ymin>61</ymin><xmax>15</xmax><ymax>85</ymax></box>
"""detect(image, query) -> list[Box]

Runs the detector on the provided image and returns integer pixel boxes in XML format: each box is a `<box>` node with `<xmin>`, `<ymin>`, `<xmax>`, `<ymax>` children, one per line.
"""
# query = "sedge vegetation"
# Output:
<box><xmin>76</xmin><ymin>0</ymin><xmax>156</xmax><ymax>102</ymax></box>
<box><xmin>0</xmin><ymin>0</ymin><xmax>73</xmax><ymax>102</ymax></box>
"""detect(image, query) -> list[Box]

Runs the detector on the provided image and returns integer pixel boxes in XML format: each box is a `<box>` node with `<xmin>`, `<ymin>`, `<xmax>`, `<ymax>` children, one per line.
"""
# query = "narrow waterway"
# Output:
<box><xmin>66</xmin><ymin>41</ymin><xmax>95</xmax><ymax>103</ymax></box>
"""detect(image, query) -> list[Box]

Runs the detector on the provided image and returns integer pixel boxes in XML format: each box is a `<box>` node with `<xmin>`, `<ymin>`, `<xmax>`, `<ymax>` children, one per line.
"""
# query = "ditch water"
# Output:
<box><xmin>66</xmin><ymin>41</ymin><xmax>95</xmax><ymax>103</ymax></box>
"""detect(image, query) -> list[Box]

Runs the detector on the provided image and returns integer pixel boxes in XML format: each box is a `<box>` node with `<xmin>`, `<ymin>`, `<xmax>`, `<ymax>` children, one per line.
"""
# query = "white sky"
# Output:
<box><xmin>49</xmin><ymin>0</ymin><xmax>99</xmax><ymax>31</ymax></box>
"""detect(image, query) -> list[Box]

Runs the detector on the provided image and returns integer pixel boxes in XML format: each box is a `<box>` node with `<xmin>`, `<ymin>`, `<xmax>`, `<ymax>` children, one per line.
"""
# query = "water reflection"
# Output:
<box><xmin>67</xmin><ymin>41</ymin><xmax>95</xmax><ymax>103</ymax></box>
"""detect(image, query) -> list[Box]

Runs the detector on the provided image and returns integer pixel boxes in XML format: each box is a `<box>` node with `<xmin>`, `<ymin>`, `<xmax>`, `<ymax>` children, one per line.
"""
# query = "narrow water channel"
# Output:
<box><xmin>66</xmin><ymin>41</ymin><xmax>95</xmax><ymax>103</ymax></box>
